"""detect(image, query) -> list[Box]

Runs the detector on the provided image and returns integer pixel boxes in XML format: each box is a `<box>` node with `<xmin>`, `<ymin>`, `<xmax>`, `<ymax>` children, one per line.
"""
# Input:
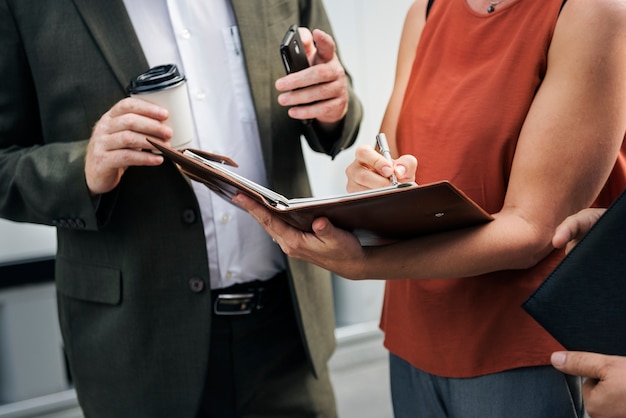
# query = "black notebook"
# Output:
<box><xmin>523</xmin><ymin>190</ymin><xmax>626</xmax><ymax>355</ymax></box>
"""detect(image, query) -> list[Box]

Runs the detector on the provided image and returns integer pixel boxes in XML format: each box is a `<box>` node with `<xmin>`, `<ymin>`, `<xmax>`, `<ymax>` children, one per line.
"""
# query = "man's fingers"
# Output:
<box><xmin>551</xmin><ymin>351</ymin><xmax>609</xmax><ymax>380</ymax></box>
<box><xmin>311</xmin><ymin>29</ymin><xmax>336</xmax><ymax>63</ymax></box>
<box><xmin>85</xmin><ymin>146</ymin><xmax>163</xmax><ymax>194</ymax></box>
<box><xmin>108</xmin><ymin>97</ymin><xmax>169</xmax><ymax>120</ymax></box>
<box><xmin>297</xmin><ymin>27</ymin><xmax>315</xmax><ymax>58</ymax></box>
<box><xmin>552</xmin><ymin>208</ymin><xmax>606</xmax><ymax>250</ymax></box>
<box><xmin>232</xmin><ymin>194</ymin><xmax>281</xmax><ymax>237</ymax></box>
<box><xmin>97</xmin><ymin>115</ymin><xmax>173</xmax><ymax>147</ymax></box>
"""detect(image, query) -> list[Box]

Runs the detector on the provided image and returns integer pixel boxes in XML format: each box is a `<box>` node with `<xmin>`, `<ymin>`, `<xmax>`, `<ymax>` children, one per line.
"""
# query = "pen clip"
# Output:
<box><xmin>376</xmin><ymin>133</ymin><xmax>398</xmax><ymax>186</ymax></box>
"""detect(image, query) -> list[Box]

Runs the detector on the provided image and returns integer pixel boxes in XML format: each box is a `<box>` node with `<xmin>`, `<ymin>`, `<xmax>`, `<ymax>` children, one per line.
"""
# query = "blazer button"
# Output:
<box><xmin>189</xmin><ymin>277</ymin><xmax>205</xmax><ymax>293</ymax></box>
<box><xmin>181</xmin><ymin>209</ymin><xmax>197</xmax><ymax>224</ymax></box>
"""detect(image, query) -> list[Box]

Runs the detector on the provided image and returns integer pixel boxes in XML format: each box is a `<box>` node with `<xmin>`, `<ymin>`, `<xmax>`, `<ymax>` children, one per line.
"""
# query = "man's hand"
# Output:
<box><xmin>552</xmin><ymin>208</ymin><xmax>606</xmax><ymax>254</ymax></box>
<box><xmin>85</xmin><ymin>97</ymin><xmax>173</xmax><ymax>195</ymax></box>
<box><xmin>232</xmin><ymin>193</ymin><xmax>369</xmax><ymax>280</ymax></box>
<box><xmin>552</xmin><ymin>351</ymin><xmax>626</xmax><ymax>418</ymax></box>
<box><xmin>275</xmin><ymin>28</ymin><xmax>348</xmax><ymax>127</ymax></box>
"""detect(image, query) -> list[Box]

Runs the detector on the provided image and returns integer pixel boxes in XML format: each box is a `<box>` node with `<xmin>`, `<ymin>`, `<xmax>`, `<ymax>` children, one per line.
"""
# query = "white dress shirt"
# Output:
<box><xmin>123</xmin><ymin>0</ymin><xmax>286</xmax><ymax>289</ymax></box>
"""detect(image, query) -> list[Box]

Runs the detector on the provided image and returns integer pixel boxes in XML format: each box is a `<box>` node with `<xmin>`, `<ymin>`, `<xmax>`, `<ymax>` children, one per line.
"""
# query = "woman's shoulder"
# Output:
<box><xmin>556</xmin><ymin>0</ymin><xmax>626</xmax><ymax>35</ymax></box>
<box><xmin>549</xmin><ymin>0</ymin><xmax>626</xmax><ymax>65</ymax></box>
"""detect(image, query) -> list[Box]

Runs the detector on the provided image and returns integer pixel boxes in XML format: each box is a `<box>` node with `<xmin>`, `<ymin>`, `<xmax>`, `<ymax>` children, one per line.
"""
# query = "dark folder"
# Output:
<box><xmin>523</xmin><ymin>190</ymin><xmax>626</xmax><ymax>355</ymax></box>
<box><xmin>148</xmin><ymin>139</ymin><xmax>493</xmax><ymax>245</ymax></box>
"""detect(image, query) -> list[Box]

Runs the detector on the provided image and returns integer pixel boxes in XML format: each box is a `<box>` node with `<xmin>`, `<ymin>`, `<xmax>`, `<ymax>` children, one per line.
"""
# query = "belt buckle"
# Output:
<box><xmin>213</xmin><ymin>292</ymin><xmax>255</xmax><ymax>315</ymax></box>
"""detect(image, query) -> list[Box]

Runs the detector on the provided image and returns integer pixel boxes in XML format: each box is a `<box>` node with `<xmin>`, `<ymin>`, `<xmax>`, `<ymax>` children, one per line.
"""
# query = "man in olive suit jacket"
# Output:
<box><xmin>0</xmin><ymin>0</ymin><xmax>362</xmax><ymax>416</ymax></box>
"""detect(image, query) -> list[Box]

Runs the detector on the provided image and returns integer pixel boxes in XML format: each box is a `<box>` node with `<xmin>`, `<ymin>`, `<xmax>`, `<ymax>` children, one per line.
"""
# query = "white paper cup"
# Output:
<box><xmin>128</xmin><ymin>64</ymin><xmax>195</xmax><ymax>150</ymax></box>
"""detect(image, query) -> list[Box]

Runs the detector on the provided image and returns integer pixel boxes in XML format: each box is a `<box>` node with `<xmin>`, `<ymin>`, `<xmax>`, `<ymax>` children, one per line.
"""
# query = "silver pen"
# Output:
<box><xmin>376</xmin><ymin>133</ymin><xmax>398</xmax><ymax>186</ymax></box>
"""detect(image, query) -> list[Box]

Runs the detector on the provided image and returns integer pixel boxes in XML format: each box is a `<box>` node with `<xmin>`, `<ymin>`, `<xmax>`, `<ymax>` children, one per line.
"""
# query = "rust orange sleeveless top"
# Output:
<box><xmin>383</xmin><ymin>0</ymin><xmax>626</xmax><ymax>377</ymax></box>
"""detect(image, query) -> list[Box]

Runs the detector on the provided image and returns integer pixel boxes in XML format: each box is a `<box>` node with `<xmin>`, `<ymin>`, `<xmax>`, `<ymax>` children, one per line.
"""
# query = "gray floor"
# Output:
<box><xmin>329</xmin><ymin>323</ymin><xmax>393</xmax><ymax>418</ymax></box>
<box><xmin>333</xmin><ymin>357</ymin><xmax>392</xmax><ymax>418</ymax></box>
<box><xmin>0</xmin><ymin>322</ymin><xmax>392</xmax><ymax>418</ymax></box>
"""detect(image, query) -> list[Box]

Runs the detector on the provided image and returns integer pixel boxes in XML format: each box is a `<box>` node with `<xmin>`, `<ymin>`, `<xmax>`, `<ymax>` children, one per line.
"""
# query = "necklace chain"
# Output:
<box><xmin>487</xmin><ymin>0</ymin><xmax>504</xmax><ymax>13</ymax></box>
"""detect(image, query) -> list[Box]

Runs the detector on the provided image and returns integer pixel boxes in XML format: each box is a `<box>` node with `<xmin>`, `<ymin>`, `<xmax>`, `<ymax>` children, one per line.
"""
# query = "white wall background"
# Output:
<box><xmin>313</xmin><ymin>0</ymin><xmax>414</xmax><ymax>326</ymax></box>
<box><xmin>305</xmin><ymin>0</ymin><xmax>413</xmax><ymax>197</ymax></box>
<box><xmin>0</xmin><ymin>221</ymin><xmax>56</xmax><ymax>264</ymax></box>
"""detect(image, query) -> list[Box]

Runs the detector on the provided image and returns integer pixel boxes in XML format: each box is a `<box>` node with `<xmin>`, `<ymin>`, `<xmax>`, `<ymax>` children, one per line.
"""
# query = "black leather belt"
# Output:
<box><xmin>211</xmin><ymin>271</ymin><xmax>287</xmax><ymax>316</ymax></box>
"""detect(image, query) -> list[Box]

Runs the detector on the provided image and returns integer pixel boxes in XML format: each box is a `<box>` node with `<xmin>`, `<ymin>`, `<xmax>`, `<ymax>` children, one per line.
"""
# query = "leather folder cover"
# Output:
<box><xmin>523</xmin><ymin>190</ymin><xmax>626</xmax><ymax>355</ymax></box>
<box><xmin>148</xmin><ymin>139</ymin><xmax>493</xmax><ymax>245</ymax></box>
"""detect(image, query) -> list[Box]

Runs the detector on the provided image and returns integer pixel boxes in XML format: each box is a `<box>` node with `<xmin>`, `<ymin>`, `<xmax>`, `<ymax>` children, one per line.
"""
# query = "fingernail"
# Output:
<box><xmin>381</xmin><ymin>166</ymin><xmax>393</xmax><ymax>177</ymax></box>
<box><xmin>396</xmin><ymin>165</ymin><xmax>406</xmax><ymax>176</ymax></box>
<box><xmin>551</xmin><ymin>352</ymin><xmax>566</xmax><ymax>367</ymax></box>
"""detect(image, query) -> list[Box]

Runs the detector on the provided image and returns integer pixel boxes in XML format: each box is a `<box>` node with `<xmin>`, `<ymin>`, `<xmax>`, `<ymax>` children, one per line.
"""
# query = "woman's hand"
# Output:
<box><xmin>345</xmin><ymin>144</ymin><xmax>417</xmax><ymax>192</ymax></box>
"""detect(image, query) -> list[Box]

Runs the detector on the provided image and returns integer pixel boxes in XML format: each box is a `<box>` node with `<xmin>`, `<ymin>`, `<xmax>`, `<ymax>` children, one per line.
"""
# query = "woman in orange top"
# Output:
<box><xmin>235</xmin><ymin>0</ymin><xmax>626</xmax><ymax>416</ymax></box>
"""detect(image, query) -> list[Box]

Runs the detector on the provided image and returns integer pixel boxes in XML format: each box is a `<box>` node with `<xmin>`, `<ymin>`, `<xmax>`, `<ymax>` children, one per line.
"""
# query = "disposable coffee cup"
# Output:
<box><xmin>128</xmin><ymin>64</ymin><xmax>194</xmax><ymax>150</ymax></box>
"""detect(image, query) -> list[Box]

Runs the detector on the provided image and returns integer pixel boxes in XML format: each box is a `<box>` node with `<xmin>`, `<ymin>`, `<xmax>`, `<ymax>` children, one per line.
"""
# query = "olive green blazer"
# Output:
<box><xmin>0</xmin><ymin>0</ymin><xmax>362</xmax><ymax>416</ymax></box>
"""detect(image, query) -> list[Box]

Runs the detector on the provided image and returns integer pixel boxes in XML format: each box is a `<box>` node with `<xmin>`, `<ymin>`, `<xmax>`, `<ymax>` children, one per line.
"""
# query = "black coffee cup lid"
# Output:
<box><xmin>128</xmin><ymin>64</ymin><xmax>186</xmax><ymax>94</ymax></box>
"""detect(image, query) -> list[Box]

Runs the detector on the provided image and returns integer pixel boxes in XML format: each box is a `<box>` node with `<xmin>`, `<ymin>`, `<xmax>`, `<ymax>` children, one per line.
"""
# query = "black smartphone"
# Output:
<box><xmin>280</xmin><ymin>25</ymin><xmax>310</xmax><ymax>74</ymax></box>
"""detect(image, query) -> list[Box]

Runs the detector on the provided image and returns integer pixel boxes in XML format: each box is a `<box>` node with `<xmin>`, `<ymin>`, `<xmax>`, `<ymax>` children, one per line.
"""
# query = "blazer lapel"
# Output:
<box><xmin>230</xmin><ymin>0</ymin><xmax>273</xmax><ymax>163</ymax></box>
<box><xmin>72</xmin><ymin>0</ymin><xmax>149</xmax><ymax>91</ymax></box>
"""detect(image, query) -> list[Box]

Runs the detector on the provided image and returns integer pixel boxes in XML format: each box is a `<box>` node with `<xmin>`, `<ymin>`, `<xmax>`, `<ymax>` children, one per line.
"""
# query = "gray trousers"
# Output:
<box><xmin>390</xmin><ymin>353</ymin><xmax>585</xmax><ymax>418</ymax></box>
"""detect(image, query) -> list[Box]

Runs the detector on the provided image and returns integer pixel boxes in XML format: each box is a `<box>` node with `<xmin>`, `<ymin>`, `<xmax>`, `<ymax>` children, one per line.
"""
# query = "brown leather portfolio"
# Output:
<box><xmin>148</xmin><ymin>139</ymin><xmax>493</xmax><ymax>245</ymax></box>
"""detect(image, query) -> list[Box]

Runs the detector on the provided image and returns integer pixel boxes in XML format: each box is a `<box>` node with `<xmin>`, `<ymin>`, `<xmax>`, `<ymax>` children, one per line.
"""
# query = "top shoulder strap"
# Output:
<box><xmin>426</xmin><ymin>0</ymin><xmax>435</xmax><ymax>17</ymax></box>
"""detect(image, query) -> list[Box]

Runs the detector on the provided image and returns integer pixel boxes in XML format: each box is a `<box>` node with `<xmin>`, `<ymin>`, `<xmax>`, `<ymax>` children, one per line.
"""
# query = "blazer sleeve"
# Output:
<box><xmin>298</xmin><ymin>0</ymin><xmax>363</xmax><ymax>159</ymax></box>
<box><xmin>0</xmin><ymin>3</ymin><xmax>104</xmax><ymax>231</ymax></box>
